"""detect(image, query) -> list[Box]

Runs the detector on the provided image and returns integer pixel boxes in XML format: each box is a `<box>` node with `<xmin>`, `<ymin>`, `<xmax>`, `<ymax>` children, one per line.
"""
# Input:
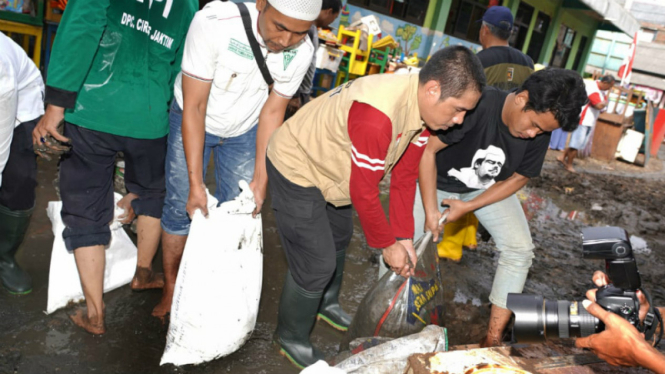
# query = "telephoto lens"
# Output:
<box><xmin>507</xmin><ymin>294</ymin><xmax>601</xmax><ymax>343</ymax></box>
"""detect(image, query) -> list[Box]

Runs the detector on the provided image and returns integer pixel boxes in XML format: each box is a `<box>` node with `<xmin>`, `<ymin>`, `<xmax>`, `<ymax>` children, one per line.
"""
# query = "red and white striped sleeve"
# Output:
<box><xmin>389</xmin><ymin>129</ymin><xmax>430</xmax><ymax>239</ymax></box>
<box><xmin>347</xmin><ymin>102</ymin><xmax>395</xmax><ymax>249</ymax></box>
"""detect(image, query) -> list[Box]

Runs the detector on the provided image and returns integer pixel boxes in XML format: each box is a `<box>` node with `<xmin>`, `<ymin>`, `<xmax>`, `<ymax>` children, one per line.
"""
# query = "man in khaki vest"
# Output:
<box><xmin>266</xmin><ymin>46</ymin><xmax>486</xmax><ymax>369</ymax></box>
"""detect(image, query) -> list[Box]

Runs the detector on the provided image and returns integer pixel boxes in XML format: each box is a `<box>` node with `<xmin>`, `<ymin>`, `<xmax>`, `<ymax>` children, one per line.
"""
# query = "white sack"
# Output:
<box><xmin>46</xmin><ymin>193</ymin><xmax>138</xmax><ymax>314</ymax></box>
<box><xmin>301</xmin><ymin>361</ymin><xmax>347</xmax><ymax>374</ymax></box>
<box><xmin>161</xmin><ymin>181</ymin><xmax>263</xmax><ymax>366</ymax></box>
<box><xmin>335</xmin><ymin>325</ymin><xmax>448</xmax><ymax>374</ymax></box>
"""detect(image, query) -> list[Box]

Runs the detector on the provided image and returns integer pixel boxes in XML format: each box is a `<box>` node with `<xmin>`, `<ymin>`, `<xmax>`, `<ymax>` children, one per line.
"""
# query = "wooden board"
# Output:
<box><xmin>405</xmin><ymin>348</ymin><xmax>531</xmax><ymax>374</ymax></box>
<box><xmin>591</xmin><ymin>118</ymin><xmax>625</xmax><ymax>162</ymax></box>
<box><xmin>405</xmin><ymin>341</ymin><xmax>653</xmax><ymax>374</ymax></box>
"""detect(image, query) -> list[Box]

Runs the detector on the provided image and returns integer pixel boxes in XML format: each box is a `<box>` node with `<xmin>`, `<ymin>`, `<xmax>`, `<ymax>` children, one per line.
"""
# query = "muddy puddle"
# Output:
<box><xmin>442</xmin><ymin>166</ymin><xmax>665</xmax><ymax>348</ymax></box>
<box><xmin>1</xmin><ymin>157</ymin><xmax>664</xmax><ymax>373</ymax></box>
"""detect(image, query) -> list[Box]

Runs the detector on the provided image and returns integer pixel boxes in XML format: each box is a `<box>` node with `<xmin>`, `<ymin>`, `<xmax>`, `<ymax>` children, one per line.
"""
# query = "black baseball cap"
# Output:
<box><xmin>480</xmin><ymin>6</ymin><xmax>513</xmax><ymax>31</ymax></box>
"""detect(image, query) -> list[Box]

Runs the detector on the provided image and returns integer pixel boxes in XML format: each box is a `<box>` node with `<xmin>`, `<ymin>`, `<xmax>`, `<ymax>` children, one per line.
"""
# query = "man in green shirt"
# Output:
<box><xmin>32</xmin><ymin>0</ymin><xmax>197</xmax><ymax>335</ymax></box>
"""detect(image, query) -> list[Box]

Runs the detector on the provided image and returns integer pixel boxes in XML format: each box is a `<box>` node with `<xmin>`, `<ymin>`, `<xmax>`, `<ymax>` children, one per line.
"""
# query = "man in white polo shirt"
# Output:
<box><xmin>0</xmin><ymin>32</ymin><xmax>45</xmax><ymax>295</ymax></box>
<box><xmin>155</xmin><ymin>0</ymin><xmax>320</xmax><ymax>318</ymax></box>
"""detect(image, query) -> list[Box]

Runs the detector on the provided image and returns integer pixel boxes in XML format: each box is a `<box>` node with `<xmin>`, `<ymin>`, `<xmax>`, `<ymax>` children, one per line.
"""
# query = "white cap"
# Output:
<box><xmin>268</xmin><ymin>0</ymin><xmax>322</xmax><ymax>21</ymax></box>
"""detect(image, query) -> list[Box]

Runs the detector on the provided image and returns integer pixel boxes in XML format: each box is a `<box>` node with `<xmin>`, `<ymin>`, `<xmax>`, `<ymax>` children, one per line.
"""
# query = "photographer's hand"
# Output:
<box><xmin>592</xmin><ymin>270</ymin><xmax>610</xmax><ymax>287</ymax></box>
<box><xmin>589</xmin><ymin>270</ymin><xmax>650</xmax><ymax>325</ymax></box>
<box><xmin>576</xmin><ymin>300</ymin><xmax>665</xmax><ymax>373</ymax></box>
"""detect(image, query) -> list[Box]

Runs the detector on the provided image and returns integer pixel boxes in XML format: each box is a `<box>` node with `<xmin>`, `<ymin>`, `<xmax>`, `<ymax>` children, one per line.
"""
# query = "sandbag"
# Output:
<box><xmin>46</xmin><ymin>193</ymin><xmax>137</xmax><ymax>314</ymax></box>
<box><xmin>341</xmin><ymin>219</ymin><xmax>446</xmax><ymax>350</ymax></box>
<box><xmin>301</xmin><ymin>361</ymin><xmax>346</xmax><ymax>374</ymax></box>
<box><xmin>161</xmin><ymin>181</ymin><xmax>263</xmax><ymax>366</ymax></box>
<box><xmin>335</xmin><ymin>325</ymin><xmax>448</xmax><ymax>374</ymax></box>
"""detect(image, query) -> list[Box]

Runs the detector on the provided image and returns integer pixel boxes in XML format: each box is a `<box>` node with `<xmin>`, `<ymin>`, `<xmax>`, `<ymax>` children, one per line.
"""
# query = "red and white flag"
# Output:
<box><xmin>618</xmin><ymin>32</ymin><xmax>638</xmax><ymax>86</ymax></box>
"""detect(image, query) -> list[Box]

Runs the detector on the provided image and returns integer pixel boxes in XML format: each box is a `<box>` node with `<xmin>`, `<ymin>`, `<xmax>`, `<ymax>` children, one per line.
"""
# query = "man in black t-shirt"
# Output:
<box><xmin>448</xmin><ymin>144</ymin><xmax>506</xmax><ymax>189</ymax></box>
<box><xmin>476</xmin><ymin>6</ymin><xmax>534</xmax><ymax>90</ymax></box>
<box><xmin>415</xmin><ymin>68</ymin><xmax>588</xmax><ymax>347</ymax></box>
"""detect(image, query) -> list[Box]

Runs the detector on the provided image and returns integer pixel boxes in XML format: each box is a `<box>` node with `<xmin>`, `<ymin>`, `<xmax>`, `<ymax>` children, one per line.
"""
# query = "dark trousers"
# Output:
<box><xmin>0</xmin><ymin>118</ymin><xmax>38</xmax><ymax>211</ymax></box>
<box><xmin>59</xmin><ymin>122</ymin><xmax>166</xmax><ymax>251</ymax></box>
<box><xmin>267</xmin><ymin>158</ymin><xmax>353</xmax><ymax>292</ymax></box>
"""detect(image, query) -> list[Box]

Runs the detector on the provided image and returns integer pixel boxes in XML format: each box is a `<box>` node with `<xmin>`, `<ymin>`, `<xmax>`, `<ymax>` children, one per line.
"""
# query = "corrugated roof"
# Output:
<box><xmin>579</xmin><ymin>0</ymin><xmax>642</xmax><ymax>35</ymax></box>
<box><xmin>629</xmin><ymin>2</ymin><xmax>665</xmax><ymax>25</ymax></box>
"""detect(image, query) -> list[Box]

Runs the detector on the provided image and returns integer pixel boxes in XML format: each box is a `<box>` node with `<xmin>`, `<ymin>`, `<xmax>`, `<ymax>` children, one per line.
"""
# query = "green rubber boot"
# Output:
<box><xmin>317</xmin><ymin>250</ymin><xmax>352</xmax><ymax>331</ymax></box>
<box><xmin>0</xmin><ymin>204</ymin><xmax>33</xmax><ymax>295</ymax></box>
<box><xmin>274</xmin><ymin>271</ymin><xmax>325</xmax><ymax>369</ymax></box>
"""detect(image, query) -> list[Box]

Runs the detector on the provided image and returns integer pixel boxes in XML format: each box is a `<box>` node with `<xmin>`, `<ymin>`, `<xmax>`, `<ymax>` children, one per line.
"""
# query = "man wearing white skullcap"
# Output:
<box><xmin>155</xmin><ymin>0</ymin><xmax>320</xmax><ymax>327</ymax></box>
<box><xmin>268</xmin><ymin>0</ymin><xmax>322</xmax><ymax>21</ymax></box>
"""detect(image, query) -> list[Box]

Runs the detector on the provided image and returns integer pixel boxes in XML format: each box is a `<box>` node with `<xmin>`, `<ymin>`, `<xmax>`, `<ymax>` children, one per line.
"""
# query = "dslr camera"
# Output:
<box><xmin>507</xmin><ymin>227</ymin><xmax>661</xmax><ymax>343</ymax></box>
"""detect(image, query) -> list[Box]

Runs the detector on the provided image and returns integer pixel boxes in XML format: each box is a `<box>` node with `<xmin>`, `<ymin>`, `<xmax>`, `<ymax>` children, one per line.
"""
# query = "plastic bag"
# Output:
<box><xmin>334</xmin><ymin>325</ymin><xmax>447</xmax><ymax>374</ymax></box>
<box><xmin>46</xmin><ymin>193</ymin><xmax>137</xmax><ymax>314</ymax></box>
<box><xmin>341</xmin><ymin>216</ymin><xmax>447</xmax><ymax>350</ymax></box>
<box><xmin>161</xmin><ymin>181</ymin><xmax>263</xmax><ymax>366</ymax></box>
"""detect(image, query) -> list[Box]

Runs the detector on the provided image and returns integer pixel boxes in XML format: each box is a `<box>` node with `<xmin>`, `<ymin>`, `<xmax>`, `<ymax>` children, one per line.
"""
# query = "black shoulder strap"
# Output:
<box><xmin>641</xmin><ymin>288</ymin><xmax>663</xmax><ymax>346</ymax></box>
<box><xmin>236</xmin><ymin>2</ymin><xmax>274</xmax><ymax>86</ymax></box>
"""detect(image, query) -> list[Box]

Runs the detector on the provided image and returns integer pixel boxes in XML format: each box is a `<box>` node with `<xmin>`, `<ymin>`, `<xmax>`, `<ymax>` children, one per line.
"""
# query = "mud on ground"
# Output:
<box><xmin>444</xmin><ymin>151</ymin><xmax>665</xmax><ymax>353</ymax></box>
<box><xmin>1</xmin><ymin>151</ymin><xmax>664</xmax><ymax>374</ymax></box>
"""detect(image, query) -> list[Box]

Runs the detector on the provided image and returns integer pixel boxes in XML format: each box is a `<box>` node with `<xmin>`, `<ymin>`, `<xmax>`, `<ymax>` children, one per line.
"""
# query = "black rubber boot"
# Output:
<box><xmin>0</xmin><ymin>204</ymin><xmax>33</xmax><ymax>295</ymax></box>
<box><xmin>274</xmin><ymin>271</ymin><xmax>325</xmax><ymax>369</ymax></box>
<box><xmin>317</xmin><ymin>250</ymin><xmax>352</xmax><ymax>331</ymax></box>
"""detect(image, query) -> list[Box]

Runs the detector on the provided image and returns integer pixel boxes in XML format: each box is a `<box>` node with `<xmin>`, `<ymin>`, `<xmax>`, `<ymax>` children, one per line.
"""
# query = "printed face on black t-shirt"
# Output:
<box><xmin>477</xmin><ymin>153</ymin><xmax>504</xmax><ymax>179</ymax></box>
<box><xmin>447</xmin><ymin>145</ymin><xmax>507</xmax><ymax>190</ymax></box>
<box><xmin>434</xmin><ymin>87</ymin><xmax>552</xmax><ymax>193</ymax></box>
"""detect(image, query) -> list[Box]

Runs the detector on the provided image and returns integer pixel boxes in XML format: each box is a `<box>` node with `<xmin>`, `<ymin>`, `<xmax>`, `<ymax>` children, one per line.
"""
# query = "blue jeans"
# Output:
<box><xmin>161</xmin><ymin>101</ymin><xmax>257</xmax><ymax>236</ymax></box>
<box><xmin>407</xmin><ymin>185</ymin><xmax>535</xmax><ymax>310</ymax></box>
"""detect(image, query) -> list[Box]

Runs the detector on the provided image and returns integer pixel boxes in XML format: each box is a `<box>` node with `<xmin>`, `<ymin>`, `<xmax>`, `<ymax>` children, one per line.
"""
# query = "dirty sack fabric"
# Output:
<box><xmin>45</xmin><ymin>193</ymin><xmax>137</xmax><ymax>314</ymax></box>
<box><xmin>161</xmin><ymin>181</ymin><xmax>263</xmax><ymax>366</ymax></box>
<box><xmin>300</xmin><ymin>361</ymin><xmax>346</xmax><ymax>374</ymax></box>
<box><xmin>335</xmin><ymin>325</ymin><xmax>448</xmax><ymax>374</ymax></box>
